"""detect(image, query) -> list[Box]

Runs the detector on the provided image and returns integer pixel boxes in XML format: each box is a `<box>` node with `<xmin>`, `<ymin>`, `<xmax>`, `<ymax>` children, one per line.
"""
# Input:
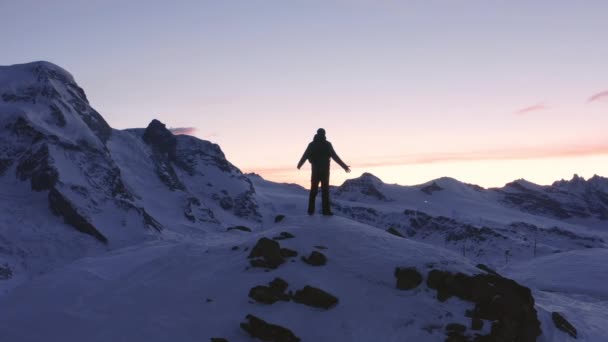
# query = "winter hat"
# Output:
<box><xmin>317</xmin><ymin>128</ymin><xmax>326</xmax><ymax>136</ymax></box>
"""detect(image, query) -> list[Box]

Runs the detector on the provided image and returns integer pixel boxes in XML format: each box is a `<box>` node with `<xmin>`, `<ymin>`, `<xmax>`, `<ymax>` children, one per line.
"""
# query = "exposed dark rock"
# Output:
<box><xmin>394</xmin><ymin>267</ymin><xmax>423</xmax><ymax>290</ymax></box>
<box><xmin>248</xmin><ymin>238</ymin><xmax>285</xmax><ymax>269</ymax></box>
<box><xmin>552</xmin><ymin>312</ymin><xmax>577</xmax><ymax>338</ymax></box>
<box><xmin>471</xmin><ymin>317</ymin><xmax>483</xmax><ymax>331</ymax></box>
<box><xmin>387</xmin><ymin>227</ymin><xmax>404</xmax><ymax>237</ymax></box>
<box><xmin>301</xmin><ymin>251</ymin><xmax>327</xmax><ymax>266</ymax></box>
<box><xmin>210</xmin><ymin>338</ymin><xmax>229</xmax><ymax>342</ymax></box>
<box><xmin>143</xmin><ymin>119</ymin><xmax>177</xmax><ymax>157</ymax></box>
<box><xmin>231</xmin><ymin>246</ymin><xmax>239</xmax><ymax>251</ymax></box>
<box><xmin>280</xmin><ymin>248</ymin><xmax>298</xmax><ymax>258</ymax></box>
<box><xmin>48</xmin><ymin>188</ymin><xmax>108</xmax><ymax>243</ymax></box>
<box><xmin>445</xmin><ymin>323</ymin><xmax>466</xmax><ymax>333</ymax></box>
<box><xmin>475</xmin><ymin>264</ymin><xmax>500</xmax><ymax>277</ymax></box>
<box><xmin>227</xmin><ymin>225</ymin><xmax>252</xmax><ymax>232</ymax></box>
<box><xmin>293</xmin><ymin>286</ymin><xmax>338</xmax><ymax>309</ymax></box>
<box><xmin>0</xmin><ymin>264</ymin><xmax>12</xmax><ymax>280</ymax></box>
<box><xmin>421</xmin><ymin>181</ymin><xmax>443</xmax><ymax>195</ymax></box>
<box><xmin>274</xmin><ymin>215</ymin><xmax>285</xmax><ymax>223</ymax></box>
<box><xmin>427</xmin><ymin>270</ymin><xmax>541</xmax><ymax>342</ymax></box>
<box><xmin>16</xmin><ymin>143</ymin><xmax>58</xmax><ymax>191</ymax></box>
<box><xmin>272</xmin><ymin>232</ymin><xmax>295</xmax><ymax>241</ymax></box>
<box><xmin>249</xmin><ymin>277</ymin><xmax>291</xmax><ymax>304</ymax></box>
<box><xmin>240</xmin><ymin>314</ymin><xmax>300</xmax><ymax>342</ymax></box>
<box><xmin>48</xmin><ymin>104</ymin><xmax>66</xmax><ymax>127</ymax></box>
<box><xmin>335</xmin><ymin>172</ymin><xmax>388</xmax><ymax>201</ymax></box>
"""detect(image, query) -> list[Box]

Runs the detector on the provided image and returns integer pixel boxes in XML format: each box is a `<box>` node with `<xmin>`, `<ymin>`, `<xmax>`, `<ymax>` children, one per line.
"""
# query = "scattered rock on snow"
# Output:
<box><xmin>227</xmin><ymin>225</ymin><xmax>252</xmax><ymax>232</ymax></box>
<box><xmin>274</xmin><ymin>214</ymin><xmax>286</xmax><ymax>223</ymax></box>
<box><xmin>293</xmin><ymin>286</ymin><xmax>338</xmax><ymax>309</ymax></box>
<box><xmin>210</xmin><ymin>338</ymin><xmax>229</xmax><ymax>342</ymax></box>
<box><xmin>248</xmin><ymin>277</ymin><xmax>291</xmax><ymax>304</ymax></box>
<box><xmin>248</xmin><ymin>238</ymin><xmax>285</xmax><ymax>269</ymax></box>
<box><xmin>240</xmin><ymin>314</ymin><xmax>300</xmax><ymax>342</ymax></box>
<box><xmin>301</xmin><ymin>251</ymin><xmax>327</xmax><ymax>266</ymax></box>
<box><xmin>394</xmin><ymin>267</ymin><xmax>423</xmax><ymax>290</ymax></box>
<box><xmin>552</xmin><ymin>312</ymin><xmax>577</xmax><ymax>338</ymax></box>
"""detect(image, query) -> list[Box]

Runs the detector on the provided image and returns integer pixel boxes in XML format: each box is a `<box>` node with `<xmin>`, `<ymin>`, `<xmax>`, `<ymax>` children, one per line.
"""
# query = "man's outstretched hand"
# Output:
<box><xmin>344</xmin><ymin>166</ymin><xmax>351</xmax><ymax>173</ymax></box>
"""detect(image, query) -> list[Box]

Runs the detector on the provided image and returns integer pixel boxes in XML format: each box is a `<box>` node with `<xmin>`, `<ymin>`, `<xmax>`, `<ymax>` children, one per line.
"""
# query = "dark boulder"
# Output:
<box><xmin>394</xmin><ymin>267</ymin><xmax>422</xmax><ymax>290</ymax></box>
<box><xmin>274</xmin><ymin>215</ymin><xmax>286</xmax><ymax>223</ymax></box>
<box><xmin>248</xmin><ymin>238</ymin><xmax>285</xmax><ymax>269</ymax></box>
<box><xmin>240</xmin><ymin>314</ymin><xmax>300</xmax><ymax>342</ymax></box>
<box><xmin>302</xmin><ymin>251</ymin><xmax>327</xmax><ymax>266</ymax></box>
<box><xmin>552</xmin><ymin>312</ymin><xmax>577</xmax><ymax>338</ymax></box>
<box><xmin>293</xmin><ymin>286</ymin><xmax>338</xmax><ymax>309</ymax></box>
<box><xmin>248</xmin><ymin>278</ymin><xmax>291</xmax><ymax>304</ymax></box>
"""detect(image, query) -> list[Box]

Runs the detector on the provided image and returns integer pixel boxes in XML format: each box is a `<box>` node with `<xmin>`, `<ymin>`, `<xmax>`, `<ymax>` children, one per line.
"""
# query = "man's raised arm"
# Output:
<box><xmin>329</xmin><ymin>143</ymin><xmax>351</xmax><ymax>173</ymax></box>
<box><xmin>297</xmin><ymin>144</ymin><xmax>311</xmax><ymax>169</ymax></box>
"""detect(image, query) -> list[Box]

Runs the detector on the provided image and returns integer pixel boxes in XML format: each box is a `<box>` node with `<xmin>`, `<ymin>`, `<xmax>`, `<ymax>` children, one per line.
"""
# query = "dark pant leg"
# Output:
<box><xmin>308</xmin><ymin>175</ymin><xmax>320</xmax><ymax>214</ymax></box>
<box><xmin>321</xmin><ymin>170</ymin><xmax>331</xmax><ymax>214</ymax></box>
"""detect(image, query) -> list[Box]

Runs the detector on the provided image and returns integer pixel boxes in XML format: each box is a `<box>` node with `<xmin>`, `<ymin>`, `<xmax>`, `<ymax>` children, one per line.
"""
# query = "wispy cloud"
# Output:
<box><xmin>588</xmin><ymin>90</ymin><xmax>608</xmax><ymax>103</ymax></box>
<box><xmin>514</xmin><ymin>104</ymin><xmax>547</xmax><ymax>115</ymax></box>
<box><xmin>169</xmin><ymin>127</ymin><xmax>197</xmax><ymax>135</ymax></box>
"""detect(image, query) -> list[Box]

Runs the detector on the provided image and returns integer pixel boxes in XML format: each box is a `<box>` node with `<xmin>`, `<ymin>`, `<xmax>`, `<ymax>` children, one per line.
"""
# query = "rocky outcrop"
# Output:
<box><xmin>394</xmin><ymin>267</ymin><xmax>422</xmax><ymax>290</ymax></box>
<box><xmin>334</xmin><ymin>172</ymin><xmax>389</xmax><ymax>201</ymax></box>
<box><xmin>421</xmin><ymin>181</ymin><xmax>443</xmax><ymax>195</ymax></box>
<box><xmin>16</xmin><ymin>143</ymin><xmax>58</xmax><ymax>191</ymax></box>
<box><xmin>48</xmin><ymin>188</ymin><xmax>108</xmax><ymax>243</ymax></box>
<box><xmin>552</xmin><ymin>312</ymin><xmax>577</xmax><ymax>338</ymax></box>
<box><xmin>240</xmin><ymin>314</ymin><xmax>300</xmax><ymax>342</ymax></box>
<box><xmin>427</xmin><ymin>270</ymin><xmax>541</xmax><ymax>342</ymax></box>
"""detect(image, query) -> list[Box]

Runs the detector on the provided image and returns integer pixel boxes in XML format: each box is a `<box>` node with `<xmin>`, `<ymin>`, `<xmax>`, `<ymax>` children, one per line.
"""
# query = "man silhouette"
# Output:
<box><xmin>297</xmin><ymin>128</ymin><xmax>351</xmax><ymax>215</ymax></box>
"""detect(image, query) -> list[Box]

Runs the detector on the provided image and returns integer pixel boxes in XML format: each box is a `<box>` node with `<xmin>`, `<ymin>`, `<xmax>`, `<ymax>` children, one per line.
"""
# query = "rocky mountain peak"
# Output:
<box><xmin>143</xmin><ymin>119</ymin><xmax>177</xmax><ymax>157</ymax></box>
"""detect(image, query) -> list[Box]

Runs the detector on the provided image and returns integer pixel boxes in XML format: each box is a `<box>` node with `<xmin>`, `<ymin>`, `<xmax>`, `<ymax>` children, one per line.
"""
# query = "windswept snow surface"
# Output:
<box><xmin>1</xmin><ymin>216</ymin><xmax>482</xmax><ymax>342</ymax></box>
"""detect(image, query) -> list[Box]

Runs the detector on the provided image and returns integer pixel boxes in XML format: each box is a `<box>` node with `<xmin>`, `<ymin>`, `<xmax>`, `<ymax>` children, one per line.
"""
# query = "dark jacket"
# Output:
<box><xmin>297</xmin><ymin>134</ymin><xmax>348</xmax><ymax>171</ymax></box>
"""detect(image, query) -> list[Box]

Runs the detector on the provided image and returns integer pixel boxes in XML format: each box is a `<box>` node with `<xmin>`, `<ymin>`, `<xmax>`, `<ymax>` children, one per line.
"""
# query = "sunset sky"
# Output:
<box><xmin>2</xmin><ymin>0</ymin><xmax>607</xmax><ymax>188</ymax></box>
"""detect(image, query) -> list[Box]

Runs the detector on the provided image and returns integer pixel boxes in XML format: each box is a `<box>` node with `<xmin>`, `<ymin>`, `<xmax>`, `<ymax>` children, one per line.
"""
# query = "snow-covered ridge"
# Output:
<box><xmin>0</xmin><ymin>61</ymin><xmax>261</xmax><ymax>290</ymax></box>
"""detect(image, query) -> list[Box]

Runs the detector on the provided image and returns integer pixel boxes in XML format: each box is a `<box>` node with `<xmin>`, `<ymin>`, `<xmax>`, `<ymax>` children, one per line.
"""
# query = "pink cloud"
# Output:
<box><xmin>514</xmin><ymin>104</ymin><xmax>547</xmax><ymax>115</ymax></box>
<box><xmin>169</xmin><ymin>127</ymin><xmax>197</xmax><ymax>135</ymax></box>
<box><xmin>588</xmin><ymin>90</ymin><xmax>608</xmax><ymax>103</ymax></box>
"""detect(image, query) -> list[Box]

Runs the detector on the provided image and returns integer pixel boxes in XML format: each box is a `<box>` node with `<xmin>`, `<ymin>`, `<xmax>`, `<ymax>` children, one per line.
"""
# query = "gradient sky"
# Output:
<box><xmin>2</xmin><ymin>0</ymin><xmax>607</xmax><ymax>188</ymax></box>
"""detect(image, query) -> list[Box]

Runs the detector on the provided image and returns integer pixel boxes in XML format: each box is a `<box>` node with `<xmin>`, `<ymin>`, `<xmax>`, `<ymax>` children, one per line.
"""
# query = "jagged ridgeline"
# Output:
<box><xmin>0</xmin><ymin>61</ymin><xmax>261</xmax><ymax>245</ymax></box>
